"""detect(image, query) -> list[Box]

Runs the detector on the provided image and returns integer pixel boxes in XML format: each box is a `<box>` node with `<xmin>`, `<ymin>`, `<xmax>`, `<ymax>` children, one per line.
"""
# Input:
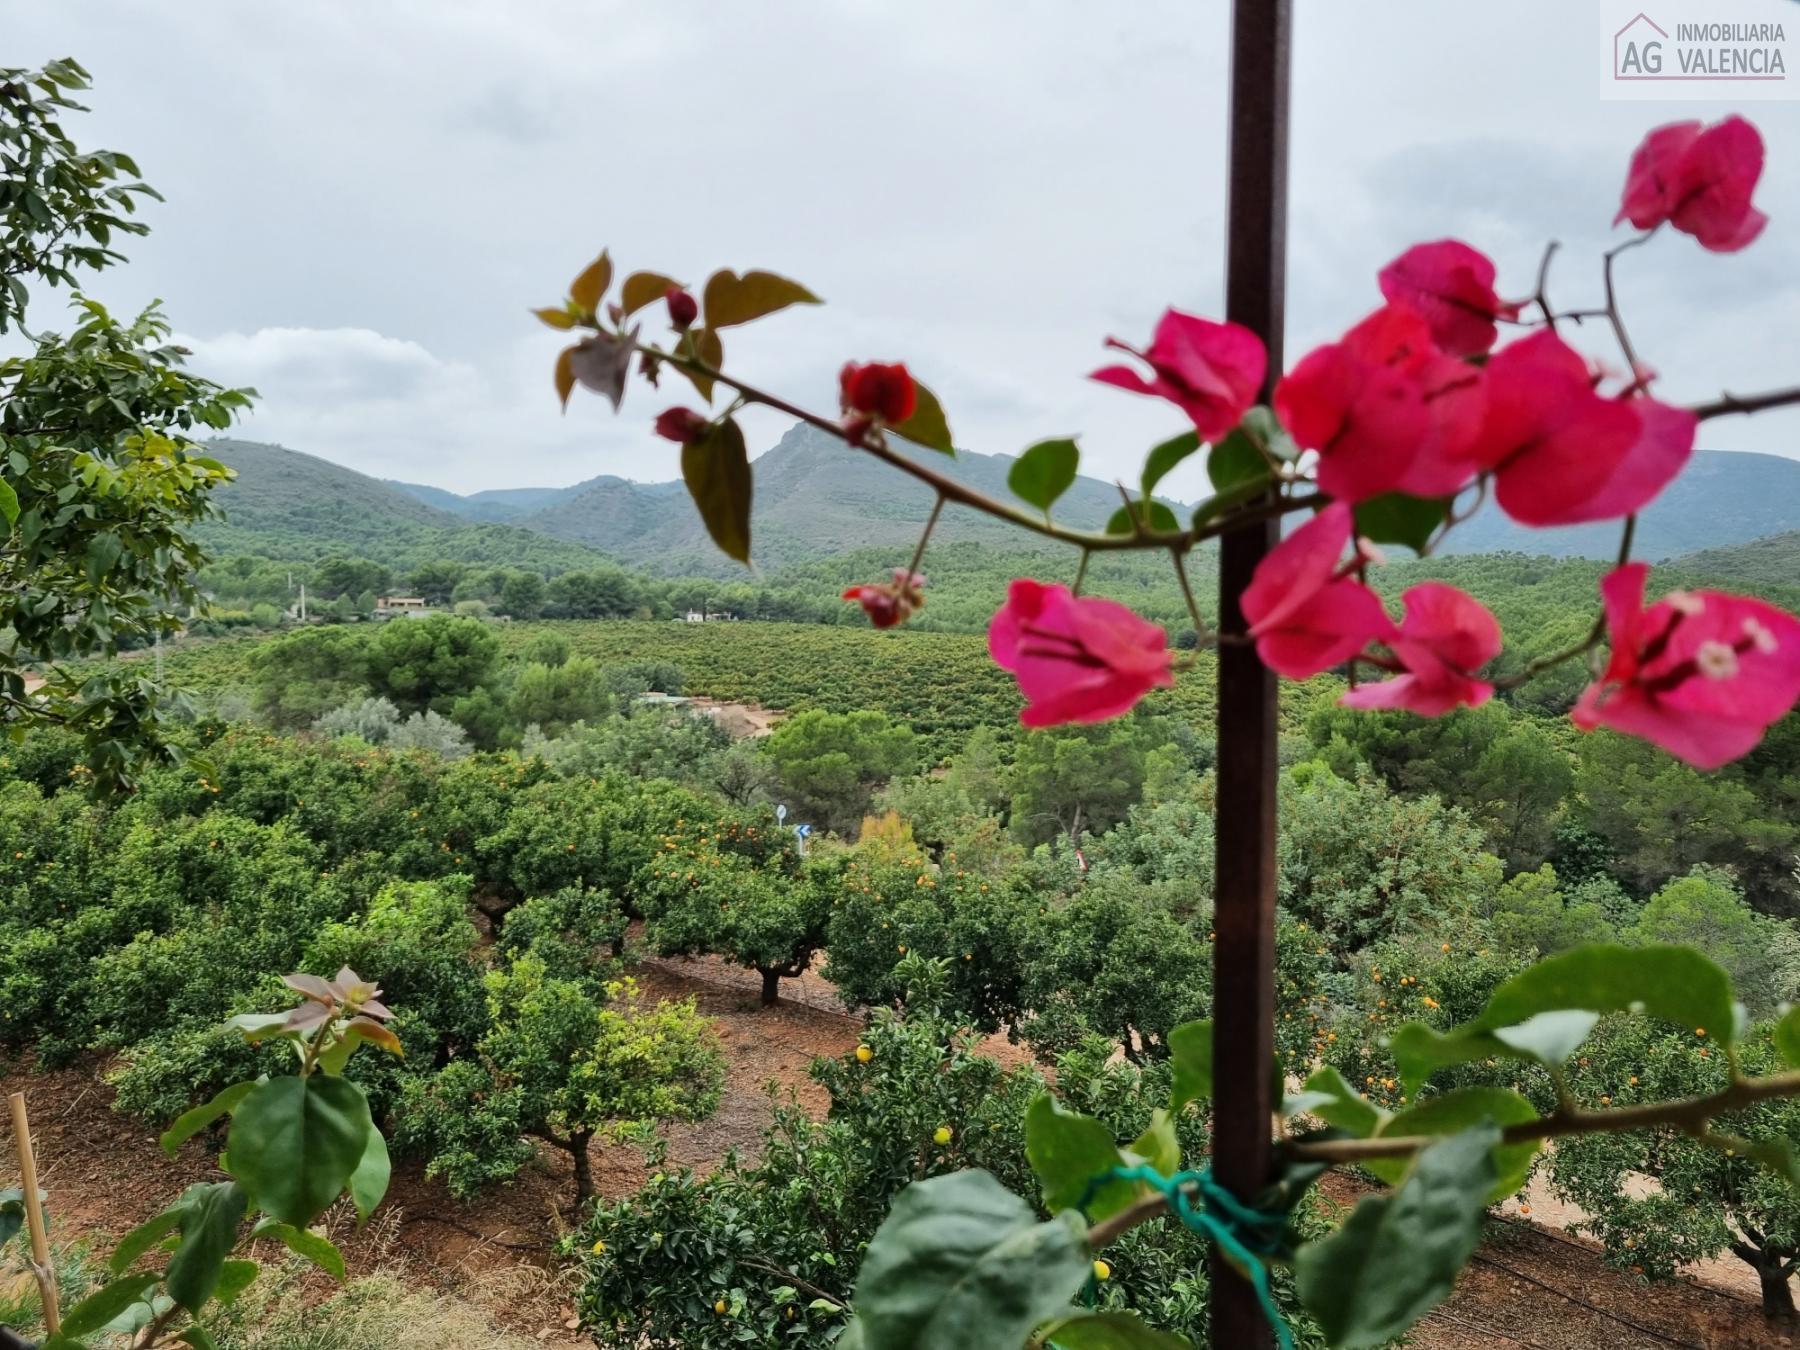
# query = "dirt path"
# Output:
<box><xmin>2</xmin><ymin>956</ymin><xmax>1785</xmax><ymax>1348</ymax></box>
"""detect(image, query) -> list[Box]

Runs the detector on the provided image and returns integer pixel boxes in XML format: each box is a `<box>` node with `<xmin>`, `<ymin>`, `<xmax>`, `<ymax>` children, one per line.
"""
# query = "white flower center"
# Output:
<box><xmin>1696</xmin><ymin>640</ymin><xmax>1739</xmax><ymax>680</ymax></box>
<box><xmin>1743</xmin><ymin>617</ymin><xmax>1778</xmax><ymax>655</ymax></box>
<box><xmin>1667</xmin><ymin>590</ymin><xmax>1705</xmax><ymax>617</ymax></box>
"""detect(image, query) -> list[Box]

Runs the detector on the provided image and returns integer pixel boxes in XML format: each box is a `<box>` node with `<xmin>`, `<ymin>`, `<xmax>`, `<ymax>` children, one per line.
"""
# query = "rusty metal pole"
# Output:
<box><xmin>1212</xmin><ymin>0</ymin><xmax>1289</xmax><ymax>1346</ymax></box>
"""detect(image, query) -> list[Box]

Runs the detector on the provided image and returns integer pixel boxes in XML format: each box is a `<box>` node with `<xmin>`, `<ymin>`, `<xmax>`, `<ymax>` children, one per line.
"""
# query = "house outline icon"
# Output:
<box><xmin>1614</xmin><ymin>12</ymin><xmax>1669</xmax><ymax>79</ymax></box>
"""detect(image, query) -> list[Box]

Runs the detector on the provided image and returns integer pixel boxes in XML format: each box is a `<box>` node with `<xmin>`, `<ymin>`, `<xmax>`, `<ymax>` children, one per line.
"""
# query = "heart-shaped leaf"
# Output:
<box><xmin>701</xmin><ymin>268</ymin><xmax>819</xmax><ymax>329</ymax></box>
<box><xmin>1106</xmin><ymin>501</ymin><xmax>1180</xmax><ymax>537</ymax></box>
<box><xmin>890</xmin><ymin>380</ymin><xmax>954</xmax><ymax>454</ymax></box>
<box><xmin>225</xmin><ymin>1075</ymin><xmax>374</xmax><ymax>1227</ymax></box>
<box><xmin>620</xmin><ymin>271</ymin><xmax>684</xmax><ymax>317</ymax></box>
<box><xmin>1009</xmin><ymin>439</ymin><xmax>1080</xmax><ymax>513</ymax></box>
<box><xmin>681</xmin><ymin>417</ymin><xmax>753</xmax><ymax>564</ymax></box>
<box><xmin>1353</xmin><ymin>493</ymin><xmax>1448</xmax><ymax>555</ymax></box>
<box><xmin>1024</xmin><ymin>1095</ymin><xmax>1136</xmax><ymax>1221</ymax></box>
<box><xmin>1140</xmin><ymin>431</ymin><xmax>1200</xmax><ymax>499</ymax></box>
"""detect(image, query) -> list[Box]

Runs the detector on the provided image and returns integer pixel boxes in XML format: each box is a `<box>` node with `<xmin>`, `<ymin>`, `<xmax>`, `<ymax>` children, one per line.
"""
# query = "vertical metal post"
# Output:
<box><xmin>1212</xmin><ymin>0</ymin><xmax>1289</xmax><ymax>1346</ymax></box>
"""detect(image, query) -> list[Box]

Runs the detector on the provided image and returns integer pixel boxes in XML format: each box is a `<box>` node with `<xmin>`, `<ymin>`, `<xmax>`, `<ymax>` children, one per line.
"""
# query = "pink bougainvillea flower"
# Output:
<box><xmin>839</xmin><ymin>361</ymin><xmax>917</xmax><ymax>424</ymax></box>
<box><xmin>1341</xmin><ymin>582</ymin><xmax>1502</xmax><ymax>716</ymax></box>
<box><xmin>1091</xmin><ymin>309</ymin><xmax>1266</xmax><ymax>441</ymax></box>
<box><xmin>1616</xmin><ymin>115</ymin><xmax>1767</xmax><ymax>253</ymax></box>
<box><xmin>1377</xmin><ymin>240</ymin><xmax>1523</xmax><ymax>358</ymax></box>
<box><xmin>1572</xmin><ymin>563</ymin><xmax>1800</xmax><ymax>769</ymax></box>
<box><xmin>988</xmin><ymin>579</ymin><xmax>1174</xmax><ymax>727</ymax></box>
<box><xmin>1468</xmin><ymin>331</ymin><xmax>1641</xmax><ymax>526</ymax></box>
<box><xmin>842</xmin><ymin>568</ymin><xmax>926</xmax><ymax>629</ymax></box>
<box><xmin>1241</xmin><ymin>503</ymin><xmax>1394</xmax><ymax>679</ymax></box>
<box><xmin>1274</xmin><ymin>302</ymin><xmax>1485</xmax><ymax>504</ymax></box>
<box><xmin>1560</xmin><ymin>396</ymin><xmax>1699</xmax><ymax>524</ymax></box>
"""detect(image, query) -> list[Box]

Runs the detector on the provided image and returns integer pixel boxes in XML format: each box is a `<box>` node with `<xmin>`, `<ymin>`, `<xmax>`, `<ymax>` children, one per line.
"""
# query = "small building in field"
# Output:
<box><xmin>375</xmin><ymin>596</ymin><xmax>431</xmax><ymax>620</ymax></box>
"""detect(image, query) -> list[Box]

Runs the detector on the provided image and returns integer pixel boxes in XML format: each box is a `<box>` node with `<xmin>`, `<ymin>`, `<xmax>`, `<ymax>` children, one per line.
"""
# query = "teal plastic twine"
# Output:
<box><xmin>1076</xmin><ymin>1163</ymin><xmax>1294</xmax><ymax>1350</ymax></box>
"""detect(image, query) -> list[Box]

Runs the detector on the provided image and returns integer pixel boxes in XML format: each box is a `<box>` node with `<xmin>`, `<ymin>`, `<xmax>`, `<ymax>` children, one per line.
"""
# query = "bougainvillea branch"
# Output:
<box><xmin>542</xmin><ymin>109</ymin><xmax>1800</xmax><ymax>1350</ymax></box>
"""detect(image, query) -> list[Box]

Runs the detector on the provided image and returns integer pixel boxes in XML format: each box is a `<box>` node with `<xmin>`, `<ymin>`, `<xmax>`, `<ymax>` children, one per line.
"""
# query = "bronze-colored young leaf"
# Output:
<box><xmin>890</xmin><ymin>380</ymin><xmax>954</xmax><ymax>455</ymax></box>
<box><xmin>701</xmin><ymin>268</ymin><xmax>819</xmax><ymax>329</ymax></box>
<box><xmin>620</xmin><ymin>270</ymin><xmax>684</xmax><ymax>317</ymax></box>
<box><xmin>568</xmin><ymin>251</ymin><xmax>613</xmax><ymax>313</ymax></box>
<box><xmin>554</xmin><ymin>348</ymin><xmax>576</xmax><ymax>410</ymax></box>
<box><xmin>681</xmin><ymin>417</ymin><xmax>753</xmax><ymax>564</ymax></box>
<box><xmin>532</xmin><ymin>306</ymin><xmax>577</xmax><ymax>331</ymax></box>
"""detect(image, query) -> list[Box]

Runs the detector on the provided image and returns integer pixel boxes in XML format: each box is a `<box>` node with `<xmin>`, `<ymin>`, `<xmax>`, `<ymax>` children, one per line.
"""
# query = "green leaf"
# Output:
<box><xmin>850</xmin><ymin>1170</ymin><xmax>1089</xmax><ymax>1350</ymax></box>
<box><xmin>531</xmin><ymin>307</ymin><xmax>576</xmax><ymax>331</ymax></box>
<box><xmin>1168</xmin><ymin>1019</ymin><xmax>1211</xmax><ymax>1114</ymax></box>
<box><xmin>252</xmin><ymin>1218</ymin><xmax>346</xmax><ymax>1281</ymax></box>
<box><xmin>1393</xmin><ymin>945</ymin><xmax>1733</xmax><ymax>1092</ymax></box>
<box><xmin>700</xmin><ymin>268</ymin><xmax>819</xmax><ymax>329</ymax></box>
<box><xmin>1774</xmin><ymin>1006</ymin><xmax>1800</xmax><ymax>1069</ymax></box>
<box><xmin>1126</xmin><ymin>1109</ymin><xmax>1180</xmax><ymax>1178</ymax></box>
<box><xmin>226</xmin><ymin>1076</ymin><xmax>374</xmax><ymax>1227</ymax></box>
<box><xmin>1024</xmin><ymin>1096</ymin><xmax>1135</xmax><ymax>1222</ymax></box>
<box><xmin>1139</xmin><ymin>431</ymin><xmax>1200</xmax><ymax>499</ymax></box>
<box><xmin>57</xmin><ymin>1273</ymin><xmax>161</xmax><ymax>1338</ymax></box>
<box><xmin>1042</xmin><ymin>1310</ymin><xmax>1195</xmax><ymax>1347</ymax></box>
<box><xmin>1206</xmin><ymin>425</ymin><xmax>1270</xmax><ymax>493</ymax></box>
<box><xmin>1240</xmin><ymin>405</ymin><xmax>1299</xmax><ymax>461</ymax></box>
<box><xmin>223</xmin><ymin>1013</ymin><xmax>292</xmax><ymax>1044</ymax></box>
<box><xmin>619</xmin><ymin>271</ymin><xmax>684</xmax><ymax>317</ymax></box>
<box><xmin>0</xmin><ymin>478</ymin><xmax>18</xmax><ymax>529</ymax></box>
<box><xmin>1298</xmin><ymin>1066</ymin><xmax>1389</xmax><ymax>1139</ymax></box>
<box><xmin>890</xmin><ymin>381</ymin><xmax>954</xmax><ymax>455</ymax></box>
<box><xmin>177</xmin><ymin>1329</ymin><xmax>219</xmax><ymax>1350</ymax></box>
<box><xmin>1105</xmin><ymin>501</ymin><xmax>1180</xmax><ymax>537</ymax></box>
<box><xmin>1352</xmin><ymin>493</ymin><xmax>1448</xmax><ymax>555</ymax></box>
<box><xmin>348</xmin><ymin>1126</ymin><xmax>390</xmax><ymax>1224</ymax></box>
<box><xmin>1369</xmin><ymin>1088</ymin><xmax>1540</xmax><ymax>1202</ymax></box>
<box><xmin>212</xmin><ymin>1259</ymin><xmax>259</xmax><ymax>1305</ymax></box>
<box><xmin>109</xmin><ymin>1203</ymin><xmax>185</xmax><ymax>1274</ymax></box>
<box><xmin>568</xmin><ymin>252</ymin><xmax>613</xmax><ymax>313</ymax></box>
<box><xmin>680</xmin><ymin>417</ymin><xmax>753</xmax><ymax>565</ymax></box>
<box><xmin>1296</xmin><ymin>1124</ymin><xmax>1499</xmax><ymax>1349</ymax></box>
<box><xmin>166</xmin><ymin>1181</ymin><xmax>247</xmax><ymax>1313</ymax></box>
<box><xmin>0</xmin><ymin>1188</ymin><xmax>29</xmax><ymax>1251</ymax></box>
<box><xmin>161</xmin><ymin>1080</ymin><xmax>257</xmax><ymax>1157</ymax></box>
<box><xmin>1009</xmin><ymin>439</ymin><xmax>1080</xmax><ymax>514</ymax></box>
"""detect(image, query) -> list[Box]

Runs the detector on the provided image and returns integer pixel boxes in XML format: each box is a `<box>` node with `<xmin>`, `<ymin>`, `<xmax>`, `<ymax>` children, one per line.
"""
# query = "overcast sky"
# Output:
<box><xmin>10</xmin><ymin>1</ymin><xmax>1799</xmax><ymax>495</ymax></box>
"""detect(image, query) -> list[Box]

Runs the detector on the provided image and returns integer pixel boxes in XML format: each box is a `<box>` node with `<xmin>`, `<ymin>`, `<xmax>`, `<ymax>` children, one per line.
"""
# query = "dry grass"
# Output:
<box><xmin>215</xmin><ymin>1272</ymin><xmax>548</xmax><ymax>1350</ymax></box>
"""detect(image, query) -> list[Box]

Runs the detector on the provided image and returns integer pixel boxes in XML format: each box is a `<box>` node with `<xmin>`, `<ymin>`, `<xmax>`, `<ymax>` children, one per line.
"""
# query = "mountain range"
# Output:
<box><xmin>199</xmin><ymin>429</ymin><xmax>1800</xmax><ymax>580</ymax></box>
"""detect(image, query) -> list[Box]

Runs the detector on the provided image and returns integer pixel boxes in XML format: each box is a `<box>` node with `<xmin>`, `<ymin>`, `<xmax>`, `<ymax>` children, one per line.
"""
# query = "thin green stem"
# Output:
<box><xmin>1172</xmin><ymin>548</ymin><xmax>1208</xmax><ymax>643</ymax></box>
<box><xmin>905</xmin><ymin>493</ymin><xmax>945</xmax><ymax>580</ymax></box>
<box><xmin>1070</xmin><ymin>549</ymin><xmax>1091</xmax><ymax>596</ymax></box>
